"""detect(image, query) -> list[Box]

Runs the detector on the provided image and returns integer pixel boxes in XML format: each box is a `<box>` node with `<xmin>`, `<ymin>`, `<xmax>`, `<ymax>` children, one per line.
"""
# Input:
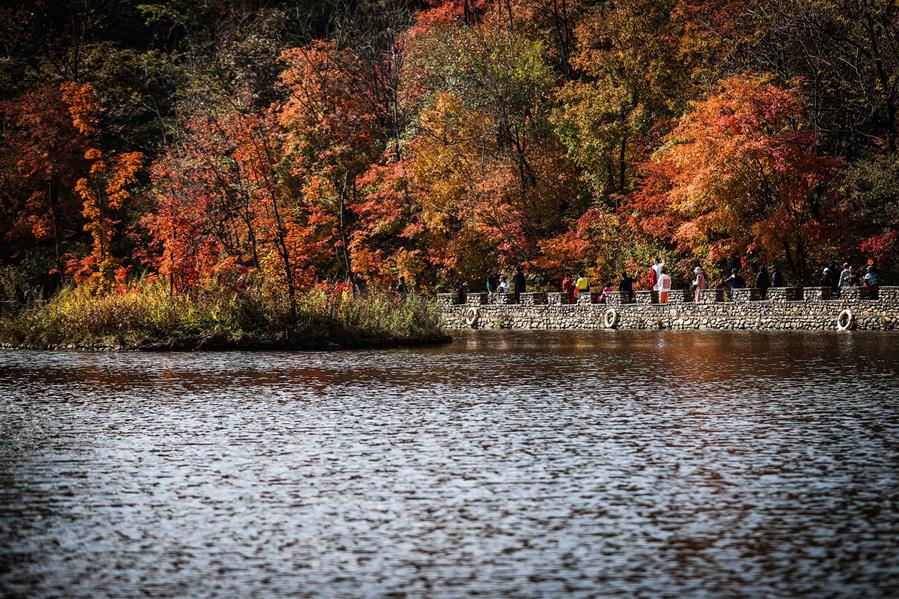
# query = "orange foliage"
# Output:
<box><xmin>628</xmin><ymin>75</ymin><xmax>843</xmax><ymax>278</ymax></box>
<box><xmin>74</xmin><ymin>149</ymin><xmax>144</xmax><ymax>284</ymax></box>
<box><xmin>59</xmin><ymin>82</ymin><xmax>101</xmax><ymax>137</ymax></box>
<box><xmin>0</xmin><ymin>84</ymin><xmax>88</xmax><ymax>250</ymax></box>
<box><xmin>10</xmin><ymin>2</ymin><xmax>887</xmax><ymax>295</ymax></box>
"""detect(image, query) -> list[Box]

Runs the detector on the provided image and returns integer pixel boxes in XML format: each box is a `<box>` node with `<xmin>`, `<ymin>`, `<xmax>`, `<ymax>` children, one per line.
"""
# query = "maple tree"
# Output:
<box><xmin>278</xmin><ymin>38</ymin><xmax>406</xmax><ymax>291</ymax></box>
<box><xmin>399</xmin><ymin>14</ymin><xmax>584</xmax><ymax>287</ymax></box>
<box><xmin>629</xmin><ymin>75</ymin><xmax>843</xmax><ymax>280</ymax></box>
<box><xmin>72</xmin><ymin>148</ymin><xmax>143</xmax><ymax>285</ymax></box>
<box><xmin>54</xmin><ymin>83</ymin><xmax>145</xmax><ymax>287</ymax></box>
<box><xmin>552</xmin><ymin>0</ymin><xmax>708</xmax><ymax>204</ymax></box>
<box><xmin>0</xmin><ymin>84</ymin><xmax>88</xmax><ymax>263</ymax></box>
<box><xmin>144</xmin><ymin>101</ymin><xmax>328</xmax><ymax>317</ymax></box>
<box><xmin>842</xmin><ymin>155</ymin><xmax>899</xmax><ymax>266</ymax></box>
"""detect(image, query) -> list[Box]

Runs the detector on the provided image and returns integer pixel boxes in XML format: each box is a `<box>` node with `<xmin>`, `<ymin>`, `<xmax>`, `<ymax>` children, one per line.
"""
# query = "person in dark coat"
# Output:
<box><xmin>755</xmin><ymin>265</ymin><xmax>770</xmax><ymax>299</ymax></box>
<box><xmin>827</xmin><ymin>262</ymin><xmax>839</xmax><ymax>293</ymax></box>
<box><xmin>486</xmin><ymin>272</ymin><xmax>500</xmax><ymax>293</ymax></box>
<box><xmin>724</xmin><ymin>268</ymin><xmax>745</xmax><ymax>299</ymax></box>
<box><xmin>771</xmin><ymin>265</ymin><xmax>784</xmax><ymax>287</ymax></box>
<box><xmin>453</xmin><ymin>277</ymin><xmax>467</xmax><ymax>305</ymax></box>
<box><xmin>618</xmin><ymin>272</ymin><xmax>634</xmax><ymax>300</ymax></box>
<box><xmin>513</xmin><ymin>266</ymin><xmax>526</xmax><ymax>303</ymax></box>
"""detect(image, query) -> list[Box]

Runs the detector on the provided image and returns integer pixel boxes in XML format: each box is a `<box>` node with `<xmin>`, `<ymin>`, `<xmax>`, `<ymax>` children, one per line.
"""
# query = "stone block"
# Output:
<box><xmin>605</xmin><ymin>291</ymin><xmax>633</xmax><ymax>306</ymax></box>
<box><xmin>878</xmin><ymin>286</ymin><xmax>899</xmax><ymax>303</ymax></box>
<box><xmin>436</xmin><ymin>293</ymin><xmax>455</xmax><ymax>307</ymax></box>
<box><xmin>700</xmin><ymin>288</ymin><xmax>724</xmax><ymax>303</ymax></box>
<box><xmin>576</xmin><ymin>291</ymin><xmax>595</xmax><ymax>305</ymax></box>
<box><xmin>666</xmin><ymin>289</ymin><xmax>692</xmax><ymax>304</ymax></box>
<box><xmin>636</xmin><ymin>290</ymin><xmax>659</xmax><ymax>304</ymax></box>
<box><xmin>839</xmin><ymin>286</ymin><xmax>872</xmax><ymax>301</ymax></box>
<box><xmin>547</xmin><ymin>292</ymin><xmax>571</xmax><ymax>305</ymax></box>
<box><xmin>767</xmin><ymin>287</ymin><xmax>801</xmax><ymax>302</ymax></box>
<box><xmin>732</xmin><ymin>288</ymin><xmax>762</xmax><ymax>302</ymax></box>
<box><xmin>519</xmin><ymin>292</ymin><xmax>547</xmax><ymax>305</ymax></box>
<box><xmin>489</xmin><ymin>292</ymin><xmax>514</xmax><ymax>305</ymax></box>
<box><xmin>803</xmin><ymin>286</ymin><xmax>832</xmax><ymax>300</ymax></box>
<box><xmin>466</xmin><ymin>293</ymin><xmax>488</xmax><ymax>305</ymax></box>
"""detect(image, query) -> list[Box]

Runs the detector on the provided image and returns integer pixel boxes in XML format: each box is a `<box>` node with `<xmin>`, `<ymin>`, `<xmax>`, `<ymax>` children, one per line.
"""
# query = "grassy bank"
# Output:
<box><xmin>0</xmin><ymin>283</ymin><xmax>449</xmax><ymax>351</ymax></box>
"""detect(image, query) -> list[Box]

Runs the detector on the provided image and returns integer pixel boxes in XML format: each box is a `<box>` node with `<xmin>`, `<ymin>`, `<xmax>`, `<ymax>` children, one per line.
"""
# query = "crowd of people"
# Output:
<box><xmin>453</xmin><ymin>257</ymin><xmax>882</xmax><ymax>305</ymax></box>
<box><xmin>821</xmin><ymin>263</ymin><xmax>879</xmax><ymax>295</ymax></box>
<box><xmin>583</xmin><ymin>258</ymin><xmax>881</xmax><ymax>303</ymax></box>
<box><xmin>455</xmin><ymin>266</ymin><xmax>528</xmax><ymax>304</ymax></box>
<box><xmin>720</xmin><ymin>263</ymin><xmax>784</xmax><ymax>299</ymax></box>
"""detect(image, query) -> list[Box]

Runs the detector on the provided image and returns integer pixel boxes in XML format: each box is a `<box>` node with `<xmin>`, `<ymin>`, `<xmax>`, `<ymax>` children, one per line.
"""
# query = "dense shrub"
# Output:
<box><xmin>0</xmin><ymin>281</ymin><xmax>444</xmax><ymax>349</ymax></box>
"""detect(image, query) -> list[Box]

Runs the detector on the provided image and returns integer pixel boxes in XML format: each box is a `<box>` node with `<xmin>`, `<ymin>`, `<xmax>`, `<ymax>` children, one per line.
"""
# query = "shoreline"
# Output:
<box><xmin>0</xmin><ymin>286</ymin><xmax>449</xmax><ymax>353</ymax></box>
<box><xmin>0</xmin><ymin>332</ymin><xmax>452</xmax><ymax>352</ymax></box>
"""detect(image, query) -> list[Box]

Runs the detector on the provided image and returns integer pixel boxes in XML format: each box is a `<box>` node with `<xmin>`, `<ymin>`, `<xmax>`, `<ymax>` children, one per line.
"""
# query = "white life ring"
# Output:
<box><xmin>837</xmin><ymin>309</ymin><xmax>855</xmax><ymax>331</ymax></box>
<box><xmin>603</xmin><ymin>308</ymin><xmax>620</xmax><ymax>329</ymax></box>
<box><xmin>464</xmin><ymin>307</ymin><xmax>480</xmax><ymax>327</ymax></box>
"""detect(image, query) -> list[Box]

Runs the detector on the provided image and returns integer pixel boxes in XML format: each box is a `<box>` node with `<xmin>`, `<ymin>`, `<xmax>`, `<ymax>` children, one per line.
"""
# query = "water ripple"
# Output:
<box><xmin>1</xmin><ymin>330</ymin><xmax>898</xmax><ymax>597</ymax></box>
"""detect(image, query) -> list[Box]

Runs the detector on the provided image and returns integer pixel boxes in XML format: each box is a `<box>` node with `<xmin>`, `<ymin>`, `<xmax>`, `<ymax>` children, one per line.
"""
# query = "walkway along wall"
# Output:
<box><xmin>437</xmin><ymin>287</ymin><xmax>899</xmax><ymax>331</ymax></box>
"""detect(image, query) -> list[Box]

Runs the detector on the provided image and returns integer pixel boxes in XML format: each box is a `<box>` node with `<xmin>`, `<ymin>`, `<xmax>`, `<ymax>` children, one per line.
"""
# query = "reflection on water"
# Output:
<box><xmin>1</xmin><ymin>331</ymin><xmax>898</xmax><ymax>597</ymax></box>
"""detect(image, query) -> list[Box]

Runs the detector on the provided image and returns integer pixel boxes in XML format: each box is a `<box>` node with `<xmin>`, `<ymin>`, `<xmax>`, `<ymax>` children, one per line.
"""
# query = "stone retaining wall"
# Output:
<box><xmin>438</xmin><ymin>287</ymin><xmax>899</xmax><ymax>331</ymax></box>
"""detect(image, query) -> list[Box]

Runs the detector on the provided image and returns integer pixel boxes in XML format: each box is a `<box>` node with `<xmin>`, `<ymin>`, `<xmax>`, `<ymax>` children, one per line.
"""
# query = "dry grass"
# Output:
<box><xmin>0</xmin><ymin>282</ymin><xmax>445</xmax><ymax>350</ymax></box>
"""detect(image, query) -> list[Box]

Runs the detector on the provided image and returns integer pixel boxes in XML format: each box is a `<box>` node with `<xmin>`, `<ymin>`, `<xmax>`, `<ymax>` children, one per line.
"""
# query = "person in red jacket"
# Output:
<box><xmin>561</xmin><ymin>273</ymin><xmax>575</xmax><ymax>304</ymax></box>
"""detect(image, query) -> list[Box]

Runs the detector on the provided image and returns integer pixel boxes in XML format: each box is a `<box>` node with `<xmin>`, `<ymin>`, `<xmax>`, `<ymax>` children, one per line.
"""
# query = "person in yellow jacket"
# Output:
<box><xmin>575</xmin><ymin>272</ymin><xmax>589</xmax><ymax>298</ymax></box>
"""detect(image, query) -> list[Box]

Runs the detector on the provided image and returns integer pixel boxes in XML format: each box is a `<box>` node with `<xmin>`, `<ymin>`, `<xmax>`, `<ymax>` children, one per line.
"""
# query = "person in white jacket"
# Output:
<box><xmin>657</xmin><ymin>267</ymin><xmax>672</xmax><ymax>304</ymax></box>
<box><xmin>651</xmin><ymin>257</ymin><xmax>664</xmax><ymax>288</ymax></box>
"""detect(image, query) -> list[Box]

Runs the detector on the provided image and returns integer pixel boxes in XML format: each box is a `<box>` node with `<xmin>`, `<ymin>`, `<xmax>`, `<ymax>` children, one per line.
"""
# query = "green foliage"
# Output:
<box><xmin>552</xmin><ymin>0</ymin><xmax>699</xmax><ymax>201</ymax></box>
<box><xmin>409</xmin><ymin>24</ymin><xmax>556</xmax><ymax>156</ymax></box>
<box><xmin>841</xmin><ymin>155</ymin><xmax>899</xmax><ymax>278</ymax></box>
<box><xmin>842</xmin><ymin>156</ymin><xmax>899</xmax><ymax>231</ymax></box>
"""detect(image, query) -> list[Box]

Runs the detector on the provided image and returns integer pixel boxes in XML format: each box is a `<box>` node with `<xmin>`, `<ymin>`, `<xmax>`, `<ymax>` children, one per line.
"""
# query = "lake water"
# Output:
<box><xmin>1</xmin><ymin>331</ymin><xmax>898</xmax><ymax>597</ymax></box>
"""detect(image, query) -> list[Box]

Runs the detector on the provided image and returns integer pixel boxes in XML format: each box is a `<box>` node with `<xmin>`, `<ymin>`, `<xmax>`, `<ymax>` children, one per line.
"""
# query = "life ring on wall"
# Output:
<box><xmin>464</xmin><ymin>307</ymin><xmax>480</xmax><ymax>327</ymax></box>
<box><xmin>837</xmin><ymin>309</ymin><xmax>855</xmax><ymax>331</ymax></box>
<box><xmin>603</xmin><ymin>308</ymin><xmax>620</xmax><ymax>329</ymax></box>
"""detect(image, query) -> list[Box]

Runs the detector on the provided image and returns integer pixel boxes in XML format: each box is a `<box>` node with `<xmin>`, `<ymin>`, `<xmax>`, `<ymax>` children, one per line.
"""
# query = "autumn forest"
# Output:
<box><xmin>2</xmin><ymin>0</ymin><xmax>898</xmax><ymax>305</ymax></box>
